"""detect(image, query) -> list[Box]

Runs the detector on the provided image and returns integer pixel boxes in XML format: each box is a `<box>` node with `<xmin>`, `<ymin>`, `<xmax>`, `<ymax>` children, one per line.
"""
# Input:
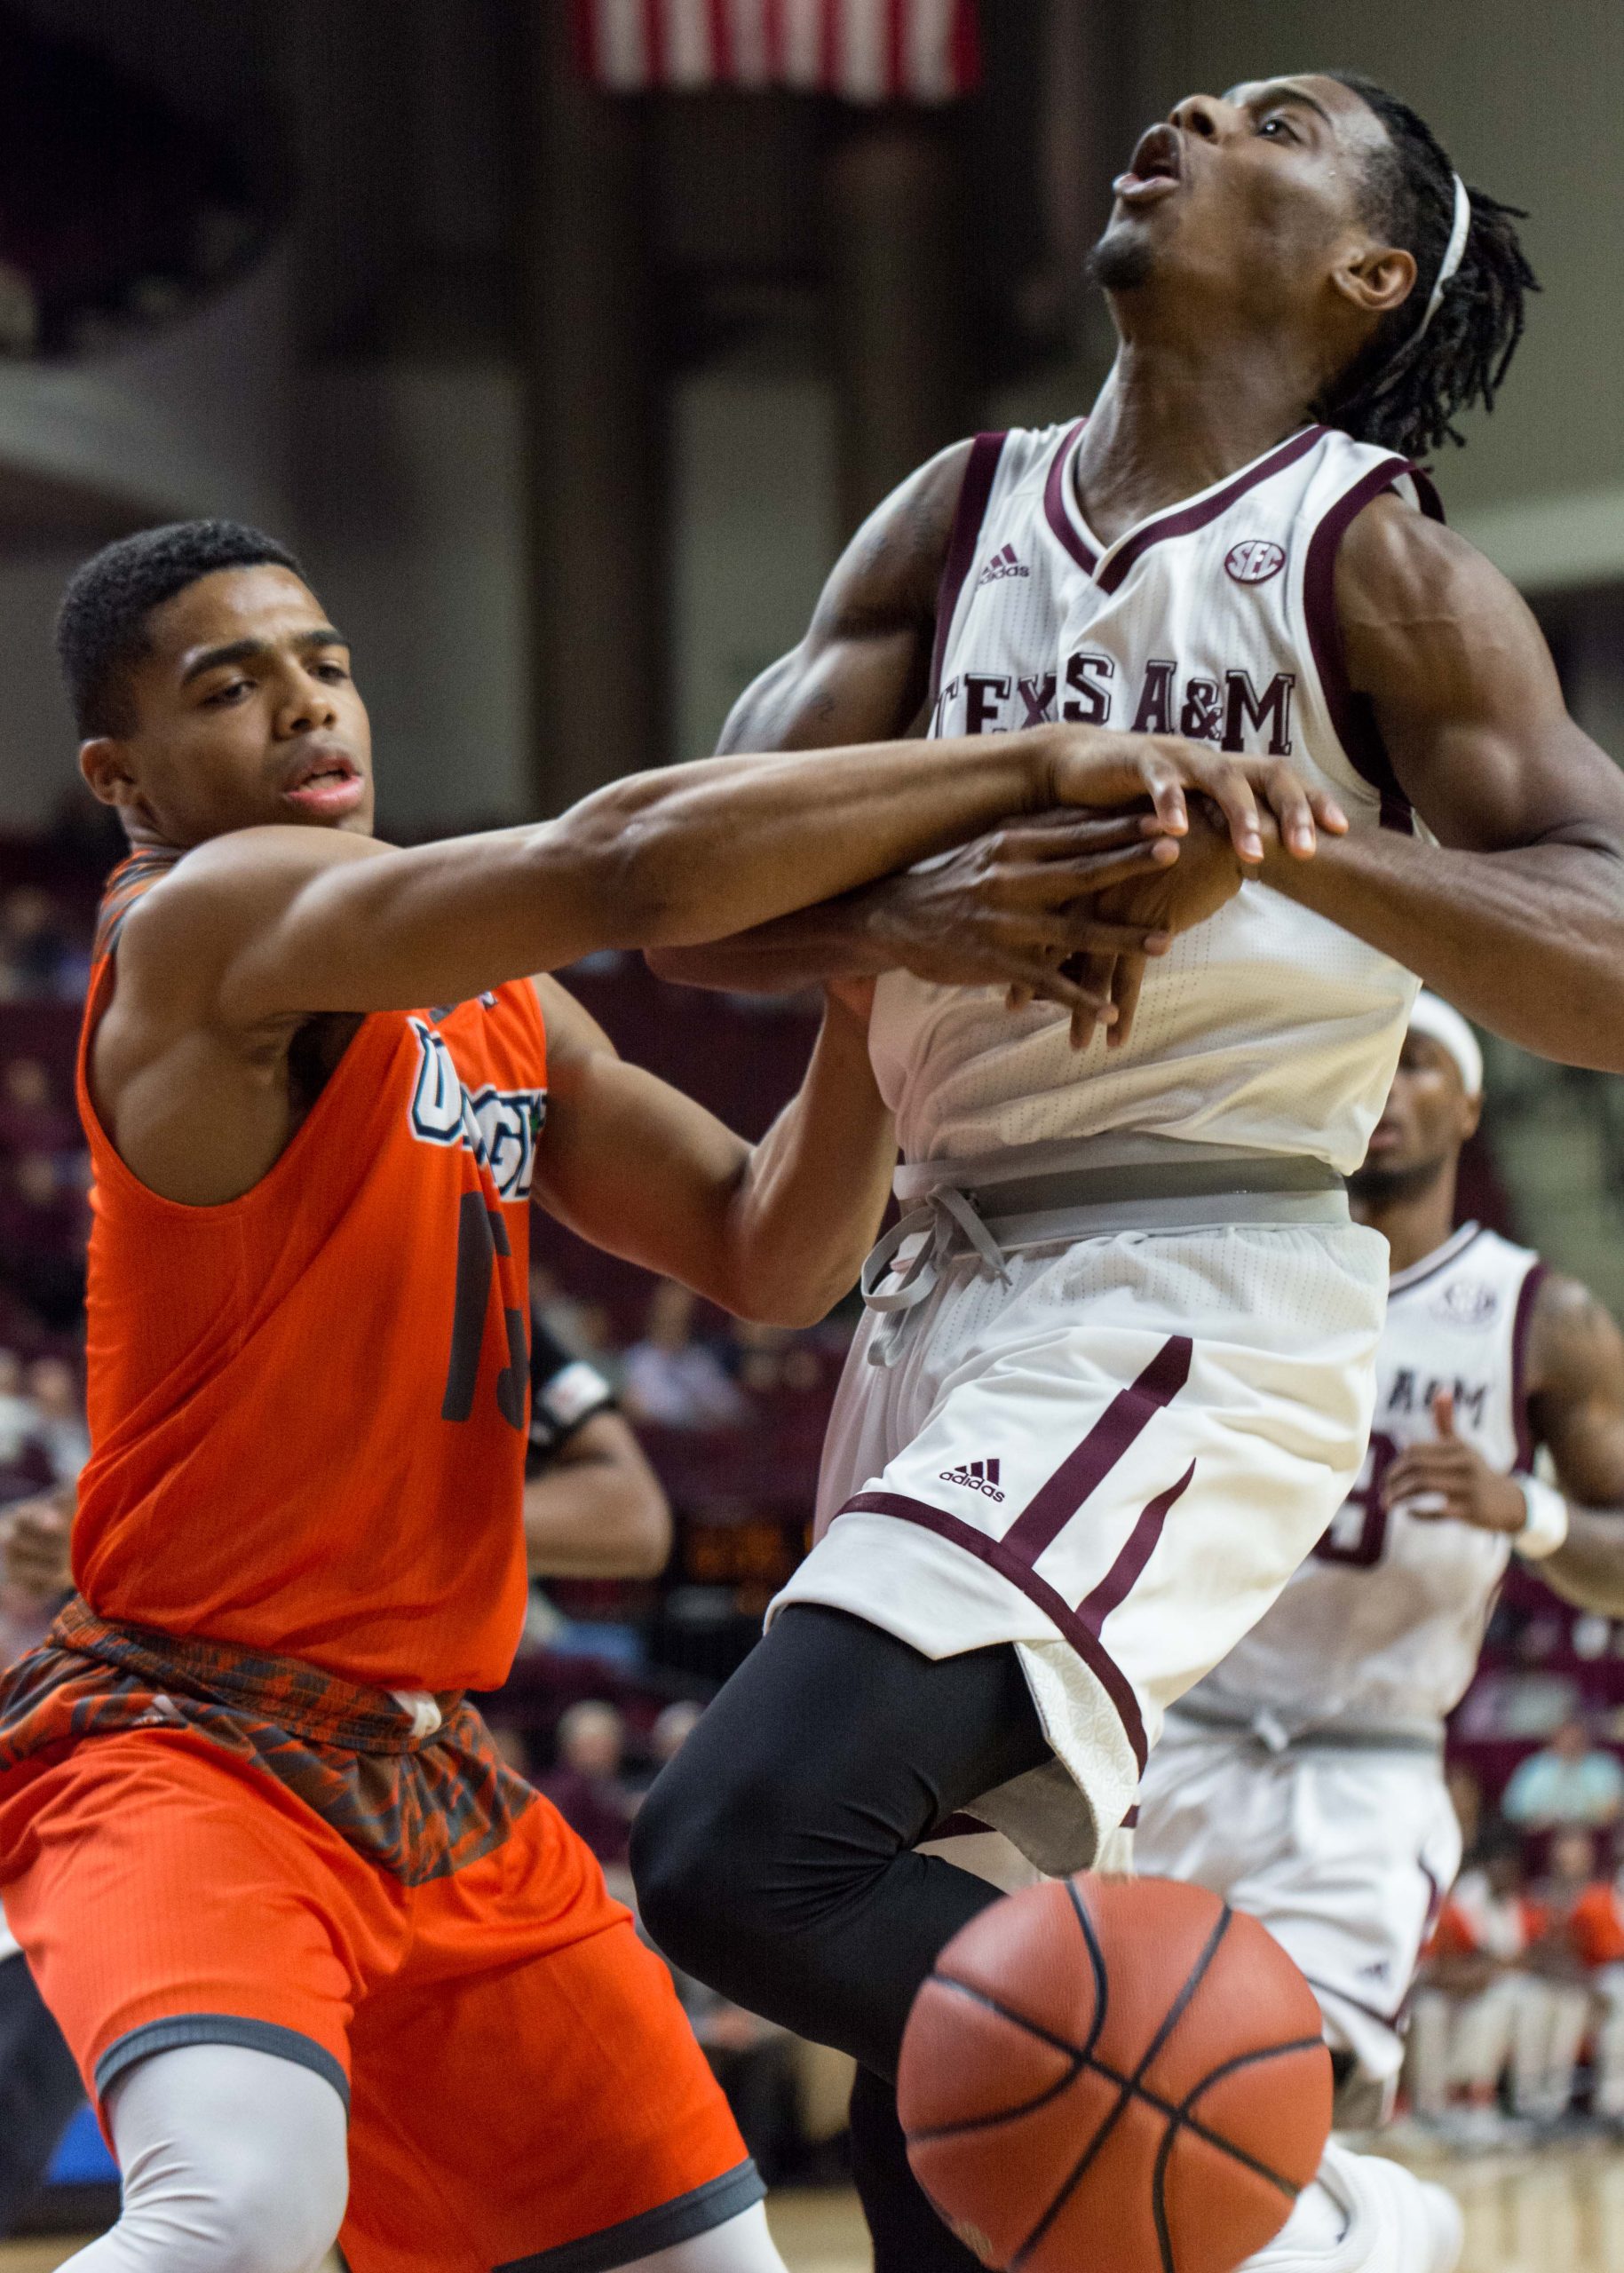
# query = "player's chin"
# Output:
<box><xmin>1085</xmin><ymin>221</ymin><xmax>1160</xmax><ymax>294</ymax></box>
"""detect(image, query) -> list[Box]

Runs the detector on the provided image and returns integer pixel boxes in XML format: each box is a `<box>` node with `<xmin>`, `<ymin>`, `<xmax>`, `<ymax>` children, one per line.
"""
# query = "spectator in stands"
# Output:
<box><xmin>623</xmin><ymin>1699</ymin><xmax>708</xmax><ymax>1800</ymax></box>
<box><xmin>537</xmin><ymin>1700</ymin><xmax>637</xmax><ymax>1869</ymax></box>
<box><xmin>0</xmin><ymin>886</ymin><xmax>71</xmax><ymax>1001</ymax></box>
<box><xmin>1549</xmin><ymin>1827</ymin><xmax>1624</xmax><ymax>2128</ymax></box>
<box><xmin>621</xmin><ymin>1279</ymin><xmax>748</xmax><ymax>1431</ymax></box>
<box><xmin>1407</xmin><ymin>1832</ymin><xmax>1586</xmax><ymax>2142</ymax></box>
<box><xmin>23</xmin><ymin>1358</ymin><xmax>87</xmax><ymax>1485</ymax></box>
<box><xmin>1503</xmin><ymin>1715</ymin><xmax>1624</xmax><ymax>1832</ymax></box>
<box><xmin>0</xmin><ymin>1152</ymin><xmax>87</xmax><ymax>1328</ymax></box>
<box><xmin>0</xmin><ymin>1480</ymin><xmax>71</xmax><ymax>1677</ymax></box>
<box><xmin>0</xmin><ymin>1352</ymin><xmax>37</xmax><ymax>1468</ymax></box>
<box><xmin>651</xmin><ymin>1699</ymin><xmax>704</xmax><ymax>1769</ymax></box>
<box><xmin>0</xmin><ymin>1058</ymin><xmax>76</xmax><ymax>1159</ymax></box>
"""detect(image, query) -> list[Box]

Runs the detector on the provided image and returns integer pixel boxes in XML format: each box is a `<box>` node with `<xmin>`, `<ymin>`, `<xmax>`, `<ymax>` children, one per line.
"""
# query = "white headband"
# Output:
<box><xmin>1415</xmin><ymin>174</ymin><xmax>1472</xmax><ymax>338</ymax></box>
<box><xmin>1408</xmin><ymin>990</ymin><xmax>1483</xmax><ymax>1097</ymax></box>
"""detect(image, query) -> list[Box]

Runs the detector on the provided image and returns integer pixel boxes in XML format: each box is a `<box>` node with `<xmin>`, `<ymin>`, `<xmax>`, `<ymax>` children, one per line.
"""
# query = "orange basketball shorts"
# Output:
<box><xmin>0</xmin><ymin>1728</ymin><xmax>757</xmax><ymax>2273</ymax></box>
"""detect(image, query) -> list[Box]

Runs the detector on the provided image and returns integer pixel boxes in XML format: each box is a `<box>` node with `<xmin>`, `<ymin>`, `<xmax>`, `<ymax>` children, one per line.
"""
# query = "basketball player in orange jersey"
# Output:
<box><xmin>0</xmin><ymin>520</ymin><xmax>1316</xmax><ymax>2273</ymax></box>
<box><xmin>632</xmin><ymin>73</ymin><xmax>1624</xmax><ymax>2273</ymax></box>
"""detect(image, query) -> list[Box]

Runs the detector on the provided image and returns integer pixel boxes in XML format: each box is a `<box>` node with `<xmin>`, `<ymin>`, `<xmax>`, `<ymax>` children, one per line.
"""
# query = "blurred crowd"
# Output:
<box><xmin>0</xmin><ymin>880</ymin><xmax>93</xmax><ymax>1351</ymax></box>
<box><xmin>1404</xmin><ymin>1722</ymin><xmax>1624</xmax><ymax>2144</ymax></box>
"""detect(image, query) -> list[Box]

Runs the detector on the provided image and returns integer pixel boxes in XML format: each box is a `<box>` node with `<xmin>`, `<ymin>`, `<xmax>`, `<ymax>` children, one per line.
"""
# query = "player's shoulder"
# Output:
<box><xmin>1466</xmin><ymin>1225</ymin><xmax>1542</xmax><ymax>1276</ymax></box>
<box><xmin>108</xmin><ymin>828</ymin><xmax>387</xmax><ymax>1021</ymax></box>
<box><xmin>1528</xmin><ymin>1266</ymin><xmax>1624</xmax><ymax>1371</ymax></box>
<box><xmin>122</xmin><ymin>827</ymin><xmax>380</xmax><ymax>946</ymax></box>
<box><xmin>1333</xmin><ymin>478</ymin><xmax>1515</xmax><ymax>626</ymax></box>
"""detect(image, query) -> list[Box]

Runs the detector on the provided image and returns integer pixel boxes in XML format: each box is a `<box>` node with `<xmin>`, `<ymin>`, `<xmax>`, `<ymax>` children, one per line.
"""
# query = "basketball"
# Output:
<box><xmin>898</xmin><ymin>1873</ymin><xmax>1333</xmax><ymax>2273</ymax></box>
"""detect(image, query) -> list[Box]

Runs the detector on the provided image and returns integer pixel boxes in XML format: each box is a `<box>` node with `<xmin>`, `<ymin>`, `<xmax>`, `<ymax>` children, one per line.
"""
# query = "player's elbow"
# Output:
<box><xmin>606</xmin><ymin>1466</ymin><xmax>674</xmax><ymax>1577</ymax></box>
<box><xmin>727</xmin><ymin>1267</ymin><xmax>852</xmax><ymax>1332</ymax></box>
<box><xmin>545</xmin><ymin>780</ymin><xmax>709</xmax><ymax>949</ymax></box>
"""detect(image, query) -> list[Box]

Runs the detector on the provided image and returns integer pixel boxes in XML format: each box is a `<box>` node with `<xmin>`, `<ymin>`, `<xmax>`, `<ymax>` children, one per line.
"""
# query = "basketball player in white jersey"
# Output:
<box><xmin>1135</xmin><ymin>994</ymin><xmax>1624</xmax><ymax>2143</ymax></box>
<box><xmin>634</xmin><ymin>74</ymin><xmax>1624</xmax><ymax>2273</ymax></box>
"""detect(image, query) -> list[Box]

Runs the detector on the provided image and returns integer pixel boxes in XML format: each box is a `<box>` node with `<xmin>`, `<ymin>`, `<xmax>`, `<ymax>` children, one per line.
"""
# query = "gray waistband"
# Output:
<box><xmin>1164</xmin><ymin>1700</ymin><xmax>1444</xmax><ymax>1757</ymax></box>
<box><xmin>895</xmin><ymin>1133</ymin><xmax>1346</xmax><ymax>1206</ymax></box>
<box><xmin>862</xmin><ymin>1139</ymin><xmax>1348</xmax><ymax>1368</ymax></box>
<box><xmin>906</xmin><ymin>1138</ymin><xmax>1347</xmax><ymax>1249</ymax></box>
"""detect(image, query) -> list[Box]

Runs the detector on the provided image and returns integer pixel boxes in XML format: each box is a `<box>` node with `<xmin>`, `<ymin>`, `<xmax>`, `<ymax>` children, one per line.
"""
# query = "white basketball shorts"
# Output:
<box><xmin>769</xmin><ymin>1216</ymin><xmax>1386</xmax><ymax>1873</ymax></box>
<box><xmin>1134</xmin><ymin>1729</ymin><xmax>1462</xmax><ymax>2091</ymax></box>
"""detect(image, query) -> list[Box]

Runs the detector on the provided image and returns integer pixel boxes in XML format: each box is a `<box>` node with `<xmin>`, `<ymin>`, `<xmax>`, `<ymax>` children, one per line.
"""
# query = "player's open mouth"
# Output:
<box><xmin>1113</xmin><ymin>124</ymin><xmax>1184</xmax><ymax>204</ymax></box>
<box><xmin>281</xmin><ymin>749</ymin><xmax>365</xmax><ymax>817</ymax></box>
<box><xmin>1366</xmin><ymin>1120</ymin><xmax>1403</xmax><ymax>1154</ymax></box>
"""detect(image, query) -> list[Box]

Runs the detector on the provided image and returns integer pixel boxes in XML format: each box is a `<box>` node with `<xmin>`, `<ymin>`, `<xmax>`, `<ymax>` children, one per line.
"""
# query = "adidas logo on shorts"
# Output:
<box><xmin>940</xmin><ymin>1458</ymin><xmax>1004</xmax><ymax>1502</ymax></box>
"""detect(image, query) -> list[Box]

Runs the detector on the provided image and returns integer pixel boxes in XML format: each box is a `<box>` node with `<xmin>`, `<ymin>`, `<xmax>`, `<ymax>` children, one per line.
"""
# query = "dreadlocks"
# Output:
<box><xmin>1319</xmin><ymin>73</ymin><xmax>1539</xmax><ymax>460</ymax></box>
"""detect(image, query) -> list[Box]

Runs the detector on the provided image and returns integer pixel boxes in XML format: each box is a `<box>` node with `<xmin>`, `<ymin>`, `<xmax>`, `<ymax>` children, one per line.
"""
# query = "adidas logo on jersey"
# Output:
<box><xmin>940</xmin><ymin>1458</ymin><xmax>1005</xmax><ymax>1501</ymax></box>
<box><xmin>977</xmin><ymin>543</ymin><xmax>1029</xmax><ymax>587</ymax></box>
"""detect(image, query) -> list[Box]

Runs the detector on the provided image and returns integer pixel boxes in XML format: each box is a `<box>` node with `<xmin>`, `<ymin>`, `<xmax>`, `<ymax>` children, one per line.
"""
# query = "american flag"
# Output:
<box><xmin>571</xmin><ymin>0</ymin><xmax>980</xmax><ymax>104</ymax></box>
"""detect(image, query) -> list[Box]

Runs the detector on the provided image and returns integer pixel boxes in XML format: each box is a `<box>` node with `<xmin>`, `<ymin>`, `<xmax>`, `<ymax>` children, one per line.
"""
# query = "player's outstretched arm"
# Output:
<box><xmin>1390</xmin><ymin>1274</ymin><xmax>1624</xmax><ymax>1613</ymax></box>
<box><xmin>126</xmin><ymin>717</ymin><xmax>1321</xmax><ymax>1039</ymax></box>
<box><xmin>1259</xmin><ymin>498</ymin><xmax>1624</xmax><ymax>1070</ymax></box>
<box><xmin>530</xmin><ymin>976</ymin><xmax>895</xmax><ymax>1327</ymax></box>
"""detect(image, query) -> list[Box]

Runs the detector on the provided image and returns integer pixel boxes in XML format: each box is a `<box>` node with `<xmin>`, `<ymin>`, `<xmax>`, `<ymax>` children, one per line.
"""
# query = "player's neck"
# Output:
<box><xmin>1352</xmin><ymin>1160</ymin><xmax>1462</xmax><ymax>1275</ymax></box>
<box><xmin>1073</xmin><ymin>343</ymin><xmax>1319</xmax><ymax>550</ymax></box>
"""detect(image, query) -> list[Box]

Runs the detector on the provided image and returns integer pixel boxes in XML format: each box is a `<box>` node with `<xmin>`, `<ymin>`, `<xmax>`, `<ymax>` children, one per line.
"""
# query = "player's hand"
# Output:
<box><xmin>1035</xmin><ymin>800</ymin><xmax>1248</xmax><ymax>1049</ymax></box>
<box><xmin>0</xmin><ymin>1487</ymin><xmax>74</xmax><ymax>1604</ymax></box>
<box><xmin>1043</xmin><ymin>726</ymin><xmax>1349</xmax><ymax>867</ymax></box>
<box><xmin>1382</xmin><ymin>1388</ymin><xmax>1531</xmax><ymax>1534</ymax></box>
<box><xmin>865</xmin><ymin>810</ymin><xmax>1183</xmax><ymax>1037</ymax></box>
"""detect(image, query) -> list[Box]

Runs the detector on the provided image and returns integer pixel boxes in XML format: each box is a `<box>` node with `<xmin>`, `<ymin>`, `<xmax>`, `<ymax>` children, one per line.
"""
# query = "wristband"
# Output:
<box><xmin>1512</xmin><ymin>1473</ymin><xmax>1569</xmax><ymax>1560</ymax></box>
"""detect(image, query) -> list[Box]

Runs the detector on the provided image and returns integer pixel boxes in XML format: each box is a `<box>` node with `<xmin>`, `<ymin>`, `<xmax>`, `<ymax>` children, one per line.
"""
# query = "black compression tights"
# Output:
<box><xmin>631</xmin><ymin>1604</ymin><xmax>1052</xmax><ymax>2273</ymax></box>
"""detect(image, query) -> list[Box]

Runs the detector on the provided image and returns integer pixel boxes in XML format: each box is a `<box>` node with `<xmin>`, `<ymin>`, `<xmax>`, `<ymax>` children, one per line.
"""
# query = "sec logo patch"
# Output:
<box><xmin>1225</xmin><ymin>538</ymin><xmax>1286</xmax><ymax>584</ymax></box>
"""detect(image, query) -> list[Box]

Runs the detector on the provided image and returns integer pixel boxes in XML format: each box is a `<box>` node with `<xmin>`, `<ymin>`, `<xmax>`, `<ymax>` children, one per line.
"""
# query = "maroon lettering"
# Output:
<box><xmin>1018</xmin><ymin>673</ymin><xmax>1058</xmax><ymax>727</ymax></box>
<box><xmin>1061</xmin><ymin>651</ymin><xmax>1114</xmax><ymax>726</ymax></box>
<box><xmin>1131</xmin><ymin>660</ymin><xmax>1177</xmax><ymax>736</ymax></box>
<box><xmin>1179</xmin><ymin>677</ymin><xmax>1223</xmax><ymax>741</ymax></box>
<box><xmin>964</xmin><ymin>673</ymin><xmax>1012</xmax><ymax>734</ymax></box>
<box><xmin>1222</xmin><ymin>669</ymin><xmax>1295</xmax><ymax>756</ymax></box>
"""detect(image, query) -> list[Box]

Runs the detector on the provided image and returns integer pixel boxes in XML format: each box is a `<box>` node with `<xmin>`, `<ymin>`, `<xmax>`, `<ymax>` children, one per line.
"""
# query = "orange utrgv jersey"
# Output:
<box><xmin>72</xmin><ymin>849</ymin><xmax>547</xmax><ymax>1693</ymax></box>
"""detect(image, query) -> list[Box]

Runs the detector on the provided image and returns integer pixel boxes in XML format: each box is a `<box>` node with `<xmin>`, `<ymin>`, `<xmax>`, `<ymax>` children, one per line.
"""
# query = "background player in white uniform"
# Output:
<box><xmin>634</xmin><ymin>74</ymin><xmax>1624</xmax><ymax>2273</ymax></box>
<box><xmin>1137</xmin><ymin>995</ymin><xmax>1624</xmax><ymax>2137</ymax></box>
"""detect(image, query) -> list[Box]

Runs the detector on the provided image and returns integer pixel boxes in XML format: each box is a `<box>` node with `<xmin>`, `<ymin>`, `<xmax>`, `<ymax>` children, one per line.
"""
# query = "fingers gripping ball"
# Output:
<box><xmin>898</xmin><ymin>1873</ymin><xmax>1331</xmax><ymax>2273</ymax></box>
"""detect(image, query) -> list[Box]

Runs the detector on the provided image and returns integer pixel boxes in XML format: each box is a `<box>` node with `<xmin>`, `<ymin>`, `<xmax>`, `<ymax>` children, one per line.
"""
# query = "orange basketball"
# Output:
<box><xmin>898</xmin><ymin>1873</ymin><xmax>1332</xmax><ymax>2273</ymax></box>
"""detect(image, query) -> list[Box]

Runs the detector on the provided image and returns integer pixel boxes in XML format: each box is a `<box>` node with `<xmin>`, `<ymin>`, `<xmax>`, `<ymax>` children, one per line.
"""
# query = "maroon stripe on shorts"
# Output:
<box><xmin>842</xmin><ymin>1489</ymin><xmax>1149</xmax><ymax>1770</ymax></box>
<box><xmin>1002</xmin><ymin>1336</ymin><xmax>1192</xmax><ymax>1565</ymax></box>
<box><xmin>928</xmin><ymin>430</ymin><xmax>1007</xmax><ymax>705</ymax></box>
<box><xmin>1078</xmin><ymin>1461</ymin><xmax>1196</xmax><ymax>1636</ymax></box>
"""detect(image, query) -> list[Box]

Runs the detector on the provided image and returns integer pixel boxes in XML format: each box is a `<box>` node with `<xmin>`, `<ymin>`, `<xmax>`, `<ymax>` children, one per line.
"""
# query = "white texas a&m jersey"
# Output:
<box><xmin>868</xmin><ymin>420</ymin><xmax>1437</xmax><ymax>1169</ymax></box>
<box><xmin>1190</xmin><ymin>1224</ymin><xmax>1545</xmax><ymax>1739</ymax></box>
